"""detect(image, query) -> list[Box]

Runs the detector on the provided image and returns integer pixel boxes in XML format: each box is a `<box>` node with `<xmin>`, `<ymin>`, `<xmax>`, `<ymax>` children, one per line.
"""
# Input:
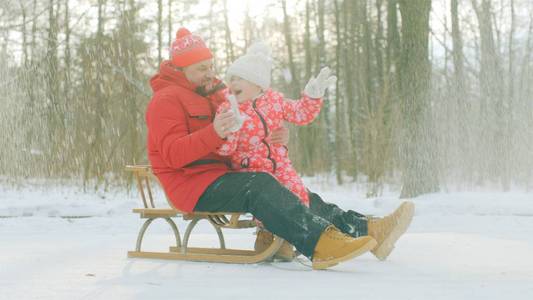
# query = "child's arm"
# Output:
<box><xmin>215</xmin><ymin>131</ymin><xmax>239</xmax><ymax>156</ymax></box>
<box><xmin>281</xmin><ymin>67</ymin><xmax>336</xmax><ymax>126</ymax></box>
<box><xmin>281</xmin><ymin>93</ymin><xmax>324</xmax><ymax>126</ymax></box>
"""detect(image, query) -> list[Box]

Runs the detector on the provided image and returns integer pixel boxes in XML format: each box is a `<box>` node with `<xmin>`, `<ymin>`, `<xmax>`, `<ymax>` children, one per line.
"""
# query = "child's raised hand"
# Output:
<box><xmin>304</xmin><ymin>67</ymin><xmax>337</xmax><ymax>99</ymax></box>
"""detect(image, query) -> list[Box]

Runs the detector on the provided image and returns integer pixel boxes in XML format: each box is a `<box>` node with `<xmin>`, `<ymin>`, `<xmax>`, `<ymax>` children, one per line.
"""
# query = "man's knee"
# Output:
<box><xmin>245</xmin><ymin>172</ymin><xmax>289</xmax><ymax>202</ymax></box>
<box><xmin>250</xmin><ymin>172</ymin><xmax>279</xmax><ymax>188</ymax></box>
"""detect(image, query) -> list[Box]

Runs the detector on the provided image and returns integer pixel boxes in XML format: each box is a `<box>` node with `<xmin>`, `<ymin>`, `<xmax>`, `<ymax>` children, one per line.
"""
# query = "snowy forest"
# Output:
<box><xmin>1</xmin><ymin>0</ymin><xmax>532</xmax><ymax>197</ymax></box>
<box><xmin>2</xmin><ymin>1</ymin><xmax>533</xmax><ymax>298</ymax></box>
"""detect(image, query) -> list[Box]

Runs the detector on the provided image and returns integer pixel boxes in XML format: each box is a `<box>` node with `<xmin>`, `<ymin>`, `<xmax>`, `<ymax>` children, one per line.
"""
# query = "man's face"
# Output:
<box><xmin>182</xmin><ymin>59</ymin><xmax>215</xmax><ymax>87</ymax></box>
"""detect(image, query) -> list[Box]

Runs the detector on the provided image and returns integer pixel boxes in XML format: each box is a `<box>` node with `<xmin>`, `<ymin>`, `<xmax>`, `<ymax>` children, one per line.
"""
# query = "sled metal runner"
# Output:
<box><xmin>126</xmin><ymin>165</ymin><xmax>284</xmax><ymax>264</ymax></box>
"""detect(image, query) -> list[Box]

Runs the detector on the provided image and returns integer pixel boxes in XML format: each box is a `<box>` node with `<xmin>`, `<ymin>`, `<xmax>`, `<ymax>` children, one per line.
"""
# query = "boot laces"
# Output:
<box><xmin>324</xmin><ymin>226</ymin><xmax>348</xmax><ymax>241</ymax></box>
<box><xmin>371</xmin><ymin>209</ymin><xmax>402</xmax><ymax>240</ymax></box>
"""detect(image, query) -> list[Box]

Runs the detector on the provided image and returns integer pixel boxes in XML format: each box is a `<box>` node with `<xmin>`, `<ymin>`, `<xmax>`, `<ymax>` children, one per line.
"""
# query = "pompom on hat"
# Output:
<box><xmin>226</xmin><ymin>41</ymin><xmax>273</xmax><ymax>89</ymax></box>
<box><xmin>170</xmin><ymin>27</ymin><xmax>213</xmax><ymax>67</ymax></box>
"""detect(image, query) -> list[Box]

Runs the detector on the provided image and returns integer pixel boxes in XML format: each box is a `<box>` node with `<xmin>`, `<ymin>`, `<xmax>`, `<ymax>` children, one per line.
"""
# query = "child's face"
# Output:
<box><xmin>228</xmin><ymin>76</ymin><xmax>262</xmax><ymax>103</ymax></box>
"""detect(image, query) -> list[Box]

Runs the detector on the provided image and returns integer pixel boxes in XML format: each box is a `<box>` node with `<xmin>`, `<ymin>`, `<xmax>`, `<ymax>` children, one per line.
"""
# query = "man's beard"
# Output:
<box><xmin>195</xmin><ymin>81</ymin><xmax>226</xmax><ymax>97</ymax></box>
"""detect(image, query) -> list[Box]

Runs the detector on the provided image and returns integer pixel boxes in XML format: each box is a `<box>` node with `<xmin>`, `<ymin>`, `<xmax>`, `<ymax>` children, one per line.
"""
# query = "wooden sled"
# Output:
<box><xmin>126</xmin><ymin>165</ymin><xmax>285</xmax><ymax>264</ymax></box>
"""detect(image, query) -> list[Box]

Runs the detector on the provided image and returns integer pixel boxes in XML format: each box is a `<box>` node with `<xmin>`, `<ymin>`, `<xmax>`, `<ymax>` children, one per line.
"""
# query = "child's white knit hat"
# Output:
<box><xmin>226</xmin><ymin>41</ymin><xmax>272</xmax><ymax>89</ymax></box>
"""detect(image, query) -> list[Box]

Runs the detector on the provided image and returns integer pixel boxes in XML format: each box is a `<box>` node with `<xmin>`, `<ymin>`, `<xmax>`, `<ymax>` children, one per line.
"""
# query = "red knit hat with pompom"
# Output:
<box><xmin>170</xmin><ymin>28</ymin><xmax>213</xmax><ymax>67</ymax></box>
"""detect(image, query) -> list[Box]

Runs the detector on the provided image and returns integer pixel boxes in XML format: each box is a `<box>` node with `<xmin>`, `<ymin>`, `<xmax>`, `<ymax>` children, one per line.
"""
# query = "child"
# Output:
<box><xmin>215</xmin><ymin>41</ymin><xmax>336</xmax><ymax>207</ymax></box>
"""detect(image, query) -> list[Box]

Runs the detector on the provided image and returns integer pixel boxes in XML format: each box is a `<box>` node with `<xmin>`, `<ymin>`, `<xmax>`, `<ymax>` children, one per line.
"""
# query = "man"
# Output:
<box><xmin>145</xmin><ymin>27</ymin><xmax>414</xmax><ymax>269</ymax></box>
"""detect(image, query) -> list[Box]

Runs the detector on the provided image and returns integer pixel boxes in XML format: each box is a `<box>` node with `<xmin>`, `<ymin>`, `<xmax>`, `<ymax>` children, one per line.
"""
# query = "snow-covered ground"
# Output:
<box><xmin>1</xmin><ymin>177</ymin><xmax>532</xmax><ymax>300</ymax></box>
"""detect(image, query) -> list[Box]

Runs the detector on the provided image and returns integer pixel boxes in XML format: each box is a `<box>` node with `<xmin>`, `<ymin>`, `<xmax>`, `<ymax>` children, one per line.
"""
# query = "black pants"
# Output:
<box><xmin>194</xmin><ymin>172</ymin><xmax>368</xmax><ymax>258</ymax></box>
<box><xmin>308</xmin><ymin>192</ymin><xmax>368</xmax><ymax>238</ymax></box>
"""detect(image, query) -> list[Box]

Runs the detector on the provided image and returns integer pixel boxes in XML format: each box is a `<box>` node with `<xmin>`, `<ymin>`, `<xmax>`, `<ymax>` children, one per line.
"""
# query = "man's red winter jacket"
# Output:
<box><xmin>145</xmin><ymin>61</ymin><xmax>229</xmax><ymax>212</ymax></box>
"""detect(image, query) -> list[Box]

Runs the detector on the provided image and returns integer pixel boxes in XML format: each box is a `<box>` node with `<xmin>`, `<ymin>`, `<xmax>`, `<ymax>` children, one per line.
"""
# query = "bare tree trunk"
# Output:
<box><xmin>360</xmin><ymin>0</ymin><xmax>373</xmax><ymax>115</ymax></box>
<box><xmin>242</xmin><ymin>3</ymin><xmax>253</xmax><ymax>48</ymax></box>
<box><xmin>367</xmin><ymin>0</ymin><xmax>392</xmax><ymax>196</ymax></box>
<box><xmin>385</xmin><ymin>0</ymin><xmax>401</xmax><ymax>178</ymax></box>
<box><xmin>281</xmin><ymin>0</ymin><xmax>301</xmax><ymax>96</ymax></box>
<box><xmin>375</xmin><ymin>0</ymin><xmax>384</xmax><ymax>89</ymax></box>
<box><xmin>45</xmin><ymin>0</ymin><xmax>61</xmax><ymax>176</ymax></box>
<box><xmin>84</xmin><ymin>0</ymin><xmax>106</xmax><ymax>185</ymax></box>
<box><xmin>450</xmin><ymin>0</ymin><xmax>472</xmax><ymax>186</ymax></box>
<box><xmin>167</xmin><ymin>0</ymin><xmax>172</xmax><ymax>47</ymax></box>
<box><xmin>386</xmin><ymin>0</ymin><xmax>401</xmax><ymax>93</ymax></box>
<box><xmin>334</xmin><ymin>0</ymin><xmax>344</xmax><ymax>184</ymax></box>
<box><xmin>222</xmin><ymin>0</ymin><xmax>235</xmax><ymax>66</ymax></box>
<box><xmin>471</xmin><ymin>0</ymin><xmax>505</xmax><ymax>187</ymax></box>
<box><xmin>157</xmin><ymin>0</ymin><xmax>163</xmax><ymax>63</ymax></box>
<box><xmin>209</xmin><ymin>0</ymin><xmax>220</xmax><ymax>70</ymax></box>
<box><xmin>517</xmin><ymin>12</ymin><xmax>533</xmax><ymax>190</ymax></box>
<box><xmin>345</xmin><ymin>0</ymin><xmax>358</xmax><ymax>177</ymax></box>
<box><xmin>281</xmin><ymin>0</ymin><xmax>322</xmax><ymax>175</ymax></box>
<box><xmin>125</xmin><ymin>1</ymin><xmax>141</xmax><ymax>173</ymax></box>
<box><xmin>64</xmin><ymin>0</ymin><xmax>70</xmax><ymax>102</ymax></box>
<box><xmin>451</xmin><ymin>0</ymin><xmax>465</xmax><ymax>107</ymax></box>
<box><xmin>316</xmin><ymin>0</ymin><xmax>335</xmax><ymax>176</ymax></box>
<box><xmin>398</xmin><ymin>0</ymin><xmax>439</xmax><ymax>198</ymax></box>
<box><xmin>19</xmin><ymin>1</ymin><xmax>37</xmax><ymax>156</ymax></box>
<box><xmin>304</xmin><ymin>0</ymin><xmax>312</xmax><ymax>81</ymax></box>
<box><xmin>292</xmin><ymin>0</ymin><xmax>315</xmax><ymax>174</ymax></box>
<box><xmin>507</xmin><ymin>0</ymin><xmax>515</xmax><ymax>114</ymax></box>
<box><xmin>358</xmin><ymin>0</ymin><xmax>375</xmax><ymax>187</ymax></box>
<box><xmin>30</xmin><ymin>0</ymin><xmax>37</xmax><ymax>60</ymax></box>
<box><xmin>62</xmin><ymin>0</ymin><xmax>71</xmax><ymax>174</ymax></box>
<box><xmin>503</xmin><ymin>0</ymin><xmax>515</xmax><ymax>190</ymax></box>
<box><xmin>19</xmin><ymin>3</ymin><xmax>28</xmax><ymax>65</ymax></box>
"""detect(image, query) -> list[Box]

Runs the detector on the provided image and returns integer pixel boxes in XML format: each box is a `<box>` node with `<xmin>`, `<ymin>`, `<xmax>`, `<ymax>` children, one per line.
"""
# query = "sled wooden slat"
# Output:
<box><xmin>169</xmin><ymin>247</ymin><xmax>257</xmax><ymax>256</ymax></box>
<box><xmin>132</xmin><ymin>208</ymin><xmax>180</xmax><ymax>218</ymax></box>
<box><xmin>126</xmin><ymin>164</ymin><xmax>284</xmax><ymax>264</ymax></box>
<box><xmin>127</xmin><ymin>237</ymin><xmax>283</xmax><ymax>264</ymax></box>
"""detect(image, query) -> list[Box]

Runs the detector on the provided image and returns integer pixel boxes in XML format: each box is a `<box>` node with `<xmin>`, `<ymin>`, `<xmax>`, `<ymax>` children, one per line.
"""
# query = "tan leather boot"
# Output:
<box><xmin>254</xmin><ymin>230</ymin><xmax>295</xmax><ymax>261</ymax></box>
<box><xmin>274</xmin><ymin>241</ymin><xmax>296</xmax><ymax>261</ymax></box>
<box><xmin>312</xmin><ymin>226</ymin><xmax>377</xmax><ymax>270</ymax></box>
<box><xmin>254</xmin><ymin>229</ymin><xmax>274</xmax><ymax>253</ymax></box>
<box><xmin>368</xmin><ymin>201</ymin><xmax>415</xmax><ymax>261</ymax></box>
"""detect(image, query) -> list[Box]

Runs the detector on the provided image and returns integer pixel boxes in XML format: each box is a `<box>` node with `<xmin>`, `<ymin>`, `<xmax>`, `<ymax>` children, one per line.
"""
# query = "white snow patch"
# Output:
<box><xmin>1</xmin><ymin>178</ymin><xmax>533</xmax><ymax>299</ymax></box>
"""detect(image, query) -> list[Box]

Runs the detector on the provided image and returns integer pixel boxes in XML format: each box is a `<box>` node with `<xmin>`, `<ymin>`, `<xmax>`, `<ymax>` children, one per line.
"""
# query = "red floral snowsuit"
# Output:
<box><xmin>216</xmin><ymin>89</ymin><xmax>323</xmax><ymax>206</ymax></box>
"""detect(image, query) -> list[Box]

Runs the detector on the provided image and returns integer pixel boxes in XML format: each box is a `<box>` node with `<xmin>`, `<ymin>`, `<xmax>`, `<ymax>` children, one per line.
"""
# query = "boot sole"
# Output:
<box><xmin>312</xmin><ymin>238</ymin><xmax>378</xmax><ymax>270</ymax></box>
<box><xmin>372</xmin><ymin>202</ymin><xmax>415</xmax><ymax>261</ymax></box>
<box><xmin>274</xmin><ymin>253</ymin><xmax>296</xmax><ymax>262</ymax></box>
<box><xmin>274</xmin><ymin>241</ymin><xmax>296</xmax><ymax>262</ymax></box>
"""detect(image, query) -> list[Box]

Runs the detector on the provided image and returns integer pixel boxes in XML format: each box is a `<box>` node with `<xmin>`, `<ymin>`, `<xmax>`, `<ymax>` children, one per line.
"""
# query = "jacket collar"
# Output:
<box><xmin>150</xmin><ymin>60</ymin><xmax>198</xmax><ymax>93</ymax></box>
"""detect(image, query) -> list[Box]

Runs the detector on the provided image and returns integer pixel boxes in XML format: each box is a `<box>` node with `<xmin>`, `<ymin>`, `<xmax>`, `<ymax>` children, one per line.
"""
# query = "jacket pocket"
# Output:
<box><xmin>187</xmin><ymin>105</ymin><xmax>213</xmax><ymax>130</ymax></box>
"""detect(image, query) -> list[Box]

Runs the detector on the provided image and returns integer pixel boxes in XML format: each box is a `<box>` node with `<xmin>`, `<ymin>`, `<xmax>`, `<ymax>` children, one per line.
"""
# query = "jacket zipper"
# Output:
<box><xmin>252</xmin><ymin>98</ymin><xmax>277</xmax><ymax>173</ymax></box>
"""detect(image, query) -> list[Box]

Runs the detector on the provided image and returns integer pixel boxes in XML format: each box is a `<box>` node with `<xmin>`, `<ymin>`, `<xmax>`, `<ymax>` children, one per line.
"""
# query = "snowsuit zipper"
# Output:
<box><xmin>252</xmin><ymin>98</ymin><xmax>277</xmax><ymax>173</ymax></box>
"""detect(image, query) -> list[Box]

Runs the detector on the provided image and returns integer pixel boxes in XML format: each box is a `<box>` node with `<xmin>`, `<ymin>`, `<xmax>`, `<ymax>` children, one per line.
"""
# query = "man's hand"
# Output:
<box><xmin>213</xmin><ymin>110</ymin><xmax>239</xmax><ymax>139</ymax></box>
<box><xmin>268</xmin><ymin>125</ymin><xmax>290</xmax><ymax>145</ymax></box>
